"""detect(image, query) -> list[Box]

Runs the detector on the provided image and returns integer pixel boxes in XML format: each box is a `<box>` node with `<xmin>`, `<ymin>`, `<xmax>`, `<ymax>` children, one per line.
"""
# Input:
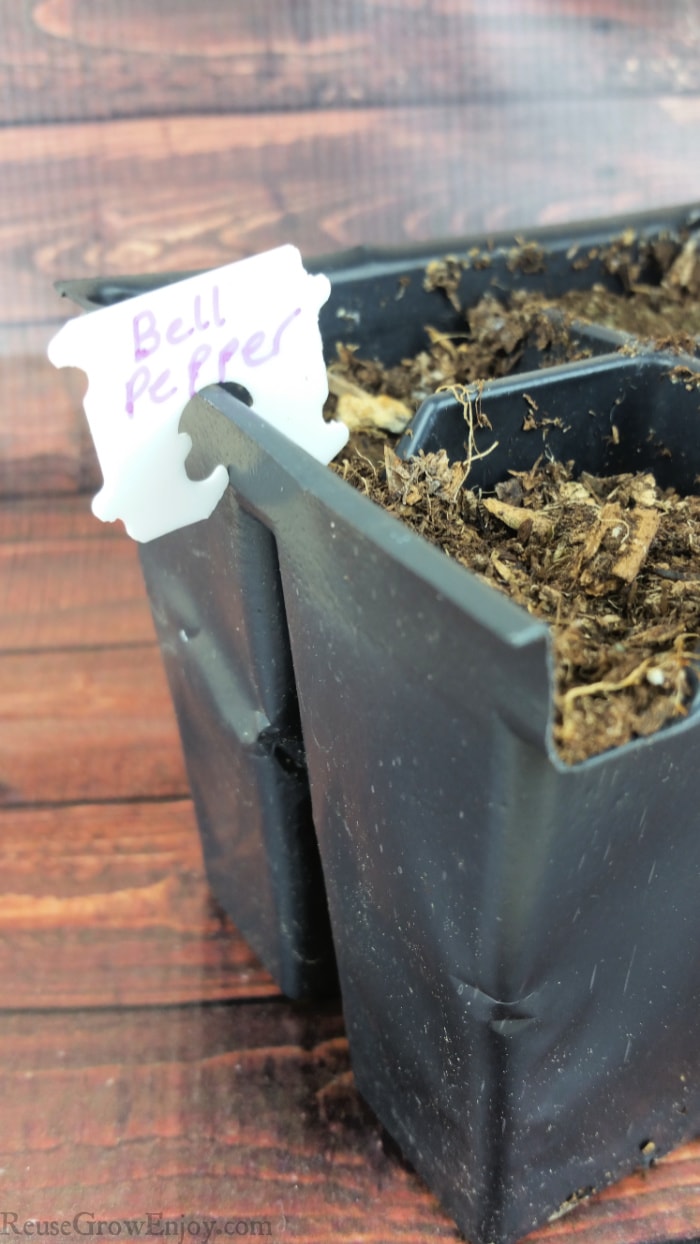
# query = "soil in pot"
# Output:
<box><xmin>325</xmin><ymin>236</ymin><xmax>700</xmax><ymax>765</ymax></box>
<box><xmin>334</xmin><ymin>440</ymin><xmax>700</xmax><ymax>764</ymax></box>
<box><xmin>325</xmin><ymin>233</ymin><xmax>700</xmax><ymax>439</ymax></box>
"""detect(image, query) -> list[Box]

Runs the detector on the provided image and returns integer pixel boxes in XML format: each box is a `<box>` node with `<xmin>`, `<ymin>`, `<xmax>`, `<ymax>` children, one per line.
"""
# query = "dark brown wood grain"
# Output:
<box><xmin>0</xmin><ymin>801</ymin><xmax>277</xmax><ymax>1006</ymax></box>
<box><xmin>1</xmin><ymin>1002</ymin><xmax>700</xmax><ymax>1243</ymax></box>
<box><xmin>0</xmin><ymin>341</ymin><xmax>86</xmax><ymax>495</ymax></box>
<box><xmin>0</xmin><ymin>644</ymin><xmax>188</xmax><ymax>805</ymax></box>
<box><xmin>5</xmin><ymin>3</ymin><xmax>700</xmax><ymax>1238</ymax></box>
<box><xmin>0</xmin><ymin>0</ymin><xmax>697</xmax><ymax>125</ymax></box>
<box><xmin>5</xmin><ymin>92</ymin><xmax>700</xmax><ymax>500</ymax></box>
<box><xmin>0</xmin><ymin>498</ymin><xmax>151</xmax><ymax>651</ymax></box>
<box><xmin>5</xmin><ymin>100</ymin><xmax>700</xmax><ymax>331</ymax></box>
<box><xmin>0</xmin><ymin>499</ymin><xmax>276</xmax><ymax>1007</ymax></box>
<box><xmin>0</xmin><ymin>1004</ymin><xmax>442</xmax><ymax>1240</ymax></box>
<box><xmin>0</xmin><ymin>477</ymin><xmax>185</xmax><ymax>811</ymax></box>
<box><xmin>0</xmin><ymin>492</ymin><xmax>119</xmax><ymax>541</ymax></box>
<box><xmin>5</xmin><ymin>499</ymin><xmax>700</xmax><ymax>1237</ymax></box>
<box><xmin>527</xmin><ymin>1142</ymin><xmax>700</xmax><ymax>1244</ymax></box>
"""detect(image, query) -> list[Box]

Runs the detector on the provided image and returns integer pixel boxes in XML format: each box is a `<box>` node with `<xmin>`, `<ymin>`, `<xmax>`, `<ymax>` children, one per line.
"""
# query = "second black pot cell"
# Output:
<box><xmin>401</xmin><ymin>351</ymin><xmax>700</xmax><ymax>496</ymax></box>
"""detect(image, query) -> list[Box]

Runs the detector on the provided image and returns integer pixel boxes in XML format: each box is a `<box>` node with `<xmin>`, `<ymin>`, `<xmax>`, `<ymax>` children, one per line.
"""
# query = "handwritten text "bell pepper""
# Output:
<box><xmin>124</xmin><ymin>285</ymin><xmax>301</xmax><ymax>418</ymax></box>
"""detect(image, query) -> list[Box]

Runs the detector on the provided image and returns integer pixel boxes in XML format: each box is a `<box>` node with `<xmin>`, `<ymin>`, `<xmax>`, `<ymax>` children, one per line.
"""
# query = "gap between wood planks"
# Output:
<box><xmin>3</xmin><ymin>496</ymin><xmax>700</xmax><ymax>1240</ymax></box>
<box><xmin>2</xmin><ymin>100</ymin><xmax>700</xmax><ymax>329</ymax></box>
<box><xmin>3</xmin><ymin>0</ymin><xmax>700</xmax><ymax>123</ymax></box>
<box><xmin>2</xmin><ymin>98</ymin><xmax>700</xmax><ymax>497</ymax></box>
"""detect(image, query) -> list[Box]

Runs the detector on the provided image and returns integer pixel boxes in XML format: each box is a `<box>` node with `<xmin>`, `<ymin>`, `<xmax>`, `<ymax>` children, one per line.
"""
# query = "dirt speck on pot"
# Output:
<box><xmin>424</xmin><ymin>255</ymin><xmax>463</xmax><ymax>310</ymax></box>
<box><xmin>548</xmin><ymin>1186</ymin><xmax>595</xmax><ymax>1223</ymax></box>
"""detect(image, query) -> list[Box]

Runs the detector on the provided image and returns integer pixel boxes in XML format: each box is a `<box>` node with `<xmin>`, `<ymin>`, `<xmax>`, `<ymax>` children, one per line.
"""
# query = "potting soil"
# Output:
<box><xmin>327</xmin><ymin>237</ymin><xmax>700</xmax><ymax>764</ymax></box>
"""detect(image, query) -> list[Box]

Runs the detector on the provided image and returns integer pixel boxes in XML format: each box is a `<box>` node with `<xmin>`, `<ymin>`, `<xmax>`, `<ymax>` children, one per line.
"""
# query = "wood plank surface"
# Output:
<box><xmin>5</xmin><ymin>100</ymin><xmax>700</xmax><ymax>329</ymax></box>
<box><xmin>0</xmin><ymin>801</ymin><xmax>277</xmax><ymax>1007</ymax></box>
<box><xmin>0</xmin><ymin>496</ymin><xmax>278</xmax><ymax>1008</ymax></box>
<box><xmin>0</xmin><ymin>345</ymin><xmax>85</xmax><ymax>496</ymax></box>
<box><xmin>4</xmin><ymin>4</ymin><xmax>700</xmax><ymax>1238</ymax></box>
<box><xmin>0</xmin><ymin>327</ymin><xmax>100</xmax><ymax>496</ymax></box>
<box><xmin>0</xmin><ymin>492</ymin><xmax>110</xmax><ymax>539</ymax></box>
<box><xmin>0</xmin><ymin>644</ymin><xmax>188</xmax><ymax>806</ymax></box>
<box><xmin>0</xmin><ymin>497</ymin><xmax>152</xmax><ymax>652</ymax></box>
<box><xmin>4</xmin><ymin>99</ymin><xmax>700</xmax><ymax>499</ymax></box>
<box><xmin>2</xmin><ymin>0</ymin><xmax>699</xmax><ymax>124</ymax></box>
<box><xmin>2</xmin><ymin>91</ymin><xmax>699</xmax><ymax>495</ymax></box>
<box><xmin>1</xmin><ymin>1002</ymin><xmax>700</xmax><ymax>1243</ymax></box>
<box><xmin>5</xmin><ymin>498</ymin><xmax>700</xmax><ymax>1238</ymax></box>
<box><xmin>0</xmin><ymin>1004</ymin><xmax>419</xmax><ymax>1240</ymax></box>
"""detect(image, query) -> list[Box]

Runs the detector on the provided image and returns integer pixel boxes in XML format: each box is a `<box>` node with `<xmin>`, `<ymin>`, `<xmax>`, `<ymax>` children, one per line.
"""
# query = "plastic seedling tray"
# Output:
<box><xmin>60</xmin><ymin>203</ymin><xmax>700</xmax><ymax>1242</ymax></box>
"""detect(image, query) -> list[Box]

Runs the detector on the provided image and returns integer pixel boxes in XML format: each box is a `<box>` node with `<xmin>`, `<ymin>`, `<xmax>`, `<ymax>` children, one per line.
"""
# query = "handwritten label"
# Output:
<box><xmin>47</xmin><ymin>246</ymin><xmax>348</xmax><ymax>542</ymax></box>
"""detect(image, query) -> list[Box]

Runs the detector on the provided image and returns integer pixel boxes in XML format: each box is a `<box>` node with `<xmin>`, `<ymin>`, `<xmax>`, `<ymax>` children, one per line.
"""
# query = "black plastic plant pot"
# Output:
<box><xmin>178</xmin><ymin>371</ymin><xmax>700</xmax><ymax>1244</ymax></box>
<box><xmin>60</xmin><ymin>203</ymin><xmax>700</xmax><ymax>1009</ymax></box>
<box><xmin>59</xmin><ymin>204</ymin><xmax>700</xmax><ymax>1241</ymax></box>
<box><xmin>137</xmin><ymin>477</ymin><xmax>338</xmax><ymax>1000</ymax></box>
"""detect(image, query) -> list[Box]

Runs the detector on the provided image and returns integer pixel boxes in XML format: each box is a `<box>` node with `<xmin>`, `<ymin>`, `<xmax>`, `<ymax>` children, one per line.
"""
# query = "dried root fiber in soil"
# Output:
<box><xmin>325</xmin><ymin>293</ymin><xmax>584</xmax><ymax>434</ymax></box>
<box><xmin>324</xmin><ymin>235</ymin><xmax>700</xmax><ymax>436</ymax></box>
<box><xmin>333</xmin><ymin>444</ymin><xmax>700</xmax><ymax>765</ymax></box>
<box><xmin>327</xmin><ymin>232</ymin><xmax>700</xmax><ymax>763</ymax></box>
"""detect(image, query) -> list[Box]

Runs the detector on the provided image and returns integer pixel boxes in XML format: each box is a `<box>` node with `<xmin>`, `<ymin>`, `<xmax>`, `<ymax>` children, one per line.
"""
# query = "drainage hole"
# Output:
<box><xmin>219</xmin><ymin>381</ymin><xmax>254</xmax><ymax>406</ymax></box>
